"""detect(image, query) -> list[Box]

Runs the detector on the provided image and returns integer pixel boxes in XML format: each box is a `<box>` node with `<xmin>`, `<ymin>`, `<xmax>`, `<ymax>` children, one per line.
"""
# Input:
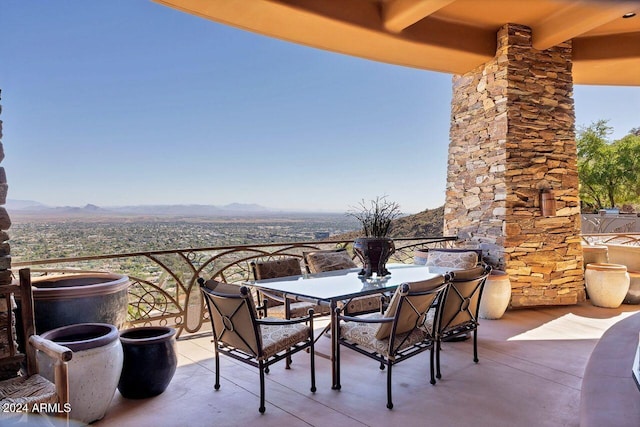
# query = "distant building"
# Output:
<box><xmin>314</xmin><ymin>231</ymin><xmax>330</xmax><ymax>239</ymax></box>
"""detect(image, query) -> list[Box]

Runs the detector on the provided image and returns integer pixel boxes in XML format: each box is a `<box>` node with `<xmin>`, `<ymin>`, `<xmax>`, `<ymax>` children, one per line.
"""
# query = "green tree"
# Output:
<box><xmin>577</xmin><ymin>120</ymin><xmax>640</xmax><ymax>211</ymax></box>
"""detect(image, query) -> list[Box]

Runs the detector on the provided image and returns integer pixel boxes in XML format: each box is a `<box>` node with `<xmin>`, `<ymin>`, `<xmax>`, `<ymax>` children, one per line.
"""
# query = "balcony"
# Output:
<box><xmin>8</xmin><ymin>236</ymin><xmax>640</xmax><ymax>425</ymax></box>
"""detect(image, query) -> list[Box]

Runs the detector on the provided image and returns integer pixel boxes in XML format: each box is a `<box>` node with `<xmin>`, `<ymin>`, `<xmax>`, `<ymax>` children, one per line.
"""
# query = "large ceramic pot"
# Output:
<box><xmin>29</xmin><ymin>272</ymin><xmax>130</xmax><ymax>333</ymax></box>
<box><xmin>624</xmin><ymin>271</ymin><xmax>640</xmax><ymax>305</ymax></box>
<box><xmin>38</xmin><ymin>323</ymin><xmax>123</xmax><ymax>424</ymax></box>
<box><xmin>353</xmin><ymin>237</ymin><xmax>395</xmax><ymax>278</ymax></box>
<box><xmin>585</xmin><ymin>263</ymin><xmax>630</xmax><ymax>308</ymax></box>
<box><xmin>118</xmin><ymin>326</ymin><xmax>178</xmax><ymax>399</ymax></box>
<box><xmin>605</xmin><ymin>244</ymin><xmax>640</xmax><ymax>271</ymax></box>
<box><xmin>479</xmin><ymin>270</ymin><xmax>511</xmax><ymax>319</ymax></box>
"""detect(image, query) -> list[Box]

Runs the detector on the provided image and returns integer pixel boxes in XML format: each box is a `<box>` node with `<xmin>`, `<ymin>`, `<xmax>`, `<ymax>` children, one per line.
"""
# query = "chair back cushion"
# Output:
<box><xmin>439</xmin><ymin>266</ymin><xmax>490</xmax><ymax>335</ymax></box>
<box><xmin>375</xmin><ymin>275</ymin><xmax>447</xmax><ymax>340</ymax></box>
<box><xmin>426</xmin><ymin>250</ymin><xmax>479</xmax><ymax>269</ymax></box>
<box><xmin>252</xmin><ymin>258</ymin><xmax>302</xmax><ymax>280</ymax></box>
<box><xmin>305</xmin><ymin>250</ymin><xmax>357</xmax><ymax>273</ymax></box>
<box><xmin>201</xmin><ymin>280</ymin><xmax>261</xmax><ymax>357</ymax></box>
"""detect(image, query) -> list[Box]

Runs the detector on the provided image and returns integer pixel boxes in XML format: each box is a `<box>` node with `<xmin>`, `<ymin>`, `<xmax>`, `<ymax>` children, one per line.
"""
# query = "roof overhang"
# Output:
<box><xmin>154</xmin><ymin>0</ymin><xmax>640</xmax><ymax>86</ymax></box>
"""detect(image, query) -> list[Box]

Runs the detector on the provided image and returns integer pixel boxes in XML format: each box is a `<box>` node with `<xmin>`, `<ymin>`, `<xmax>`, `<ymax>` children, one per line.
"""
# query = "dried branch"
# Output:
<box><xmin>347</xmin><ymin>196</ymin><xmax>401</xmax><ymax>237</ymax></box>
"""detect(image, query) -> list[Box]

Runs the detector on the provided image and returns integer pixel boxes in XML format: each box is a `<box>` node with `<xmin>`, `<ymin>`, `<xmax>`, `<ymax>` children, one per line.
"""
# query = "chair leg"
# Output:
<box><xmin>285</xmin><ymin>304</ymin><xmax>292</xmax><ymax>369</ymax></box>
<box><xmin>473</xmin><ymin>329</ymin><xmax>479</xmax><ymax>363</ymax></box>
<box><xmin>430</xmin><ymin>346</ymin><xmax>436</xmax><ymax>385</ymax></box>
<box><xmin>214</xmin><ymin>351</ymin><xmax>221</xmax><ymax>390</ymax></box>
<box><xmin>310</xmin><ymin>336</ymin><xmax>316</xmax><ymax>393</ymax></box>
<box><xmin>334</xmin><ymin>330</ymin><xmax>341</xmax><ymax>390</ymax></box>
<box><xmin>386</xmin><ymin>362</ymin><xmax>393</xmax><ymax>409</ymax></box>
<box><xmin>435</xmin><ymin>340</ymin><xmax>442</xmax><ymax>380</ymax></box>
<box><xmin>259</xmin><ymin>361</ymin><xmax>266</xmax><ymax>413</ymax></box>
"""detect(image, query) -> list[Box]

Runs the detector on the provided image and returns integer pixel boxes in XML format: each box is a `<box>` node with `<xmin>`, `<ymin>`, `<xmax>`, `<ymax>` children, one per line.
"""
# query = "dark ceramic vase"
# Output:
<box><xmin>353</xmin><ymin>237</ymin><xmax>395</xmax><ymax>278</ymax></box>
<box><xmin>29</xmin><ymin>273</ymin><xmax>130</xmax><ymax>332</ymax></box>
<box><xmin>118</xmin><ymin>326</ymin><xmax>178</xmax><ymax>399</ymax></box>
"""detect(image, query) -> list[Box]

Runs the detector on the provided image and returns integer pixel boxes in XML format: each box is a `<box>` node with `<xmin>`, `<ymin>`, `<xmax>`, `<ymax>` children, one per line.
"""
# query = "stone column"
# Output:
<box><xmin>0</xmin><ymin>89</ymin><xmax>18</xmax><ymax>379</ymax></box>
<box><xmin>445</xmin><ymin>24</ymin><xmax>584</xmax><ymax>307</ymax></box>
<box><xmin>0</xmin><ymin>91</ymin><xmax>10</xmax><ymax>283</ymax></box>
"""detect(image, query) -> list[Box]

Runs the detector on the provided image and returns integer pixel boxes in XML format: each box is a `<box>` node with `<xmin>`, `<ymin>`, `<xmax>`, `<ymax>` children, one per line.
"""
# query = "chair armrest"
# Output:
<box><xmin>29</xmin><ymin>335</ymin><xmax>73</xmax><ymax>363</ymax></box>
<box><xmin>29</xmin><ymin>335</ymin><xmax>73</xmax><ymax>416</ymax></box>
<box><xmin>337</xmin><ymin>313</ymin><xmax>394</xmax><ymax>324</ymax></box>
<box><xmin>260</xmin><ymin>290</ymin><xmax>288</xmax><ymax>304</ymax></box>
<box><xmin>257</xmin><ymin>308</ymin><xmax>315</xmax><ymax>326</ymax></box>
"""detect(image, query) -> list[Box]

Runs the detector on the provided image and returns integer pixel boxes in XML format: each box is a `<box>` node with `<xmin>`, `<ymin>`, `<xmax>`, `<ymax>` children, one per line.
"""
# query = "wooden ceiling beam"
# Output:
<box><xmin>383</xmin><ymin>0</ymin><xmax>455</xmax><ymax>33</ymax></box>
<box><xmin>532</xmin><ymin>2</ymin><xmax>632</xmax><ymax>50</ymax></box>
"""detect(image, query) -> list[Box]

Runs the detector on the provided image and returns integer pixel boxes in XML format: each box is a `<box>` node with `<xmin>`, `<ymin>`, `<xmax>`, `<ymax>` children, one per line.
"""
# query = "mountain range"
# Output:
<box><xmin>5</xmin><ymin>199</ymin><xmax>274</xmax><ymax>216</ymax></box>
<box><xmin>6</xmin><ymin>199</ymin><xmax>445</xmax><ymax>235</ymax></box>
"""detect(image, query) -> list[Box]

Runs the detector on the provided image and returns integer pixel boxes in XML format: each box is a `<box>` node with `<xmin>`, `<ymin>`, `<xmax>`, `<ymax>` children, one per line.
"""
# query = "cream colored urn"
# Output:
<box><xmin>585</xmin><ymin>263</ymin><xmax>630</xmax><ymax>308</ymax></box>
<box><xmin>479</xmin><ymin>270</ymin><xmax>511</xmax><ymax>319</ymax></box>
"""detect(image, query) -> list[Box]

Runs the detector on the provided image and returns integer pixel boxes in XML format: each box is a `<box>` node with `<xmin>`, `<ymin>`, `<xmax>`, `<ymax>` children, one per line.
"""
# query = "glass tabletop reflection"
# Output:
<box><xmin>247</xmin><ymin>263</ymin><xmax>451</xmax><ymax>303</ymax></box>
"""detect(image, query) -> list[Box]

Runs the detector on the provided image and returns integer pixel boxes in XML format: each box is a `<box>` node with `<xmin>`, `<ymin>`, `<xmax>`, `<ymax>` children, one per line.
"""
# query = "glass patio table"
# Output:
<box><xmin>245</xmin><ymin>263</ymin><xmax>451</xmax><ymax>389</ymax></box>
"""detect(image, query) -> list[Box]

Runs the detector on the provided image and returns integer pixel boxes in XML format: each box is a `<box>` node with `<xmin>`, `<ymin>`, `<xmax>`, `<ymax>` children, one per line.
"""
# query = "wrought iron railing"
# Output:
<box><xmin>12</xmin><ymin>236</ymin><xmax>456</xmax><ymax>337</ymax></box>
<box><xmin>581</xmin><ymin>233</ymin><xmax>640</xmax><ymax>246</ymax></box>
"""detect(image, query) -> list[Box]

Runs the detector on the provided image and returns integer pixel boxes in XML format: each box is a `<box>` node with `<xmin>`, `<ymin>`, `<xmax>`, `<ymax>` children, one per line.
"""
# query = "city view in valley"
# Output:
<box><xmin>9</xmin><ymin>211</ymin><xmax>361</xmax><ymax>264</ymax></box>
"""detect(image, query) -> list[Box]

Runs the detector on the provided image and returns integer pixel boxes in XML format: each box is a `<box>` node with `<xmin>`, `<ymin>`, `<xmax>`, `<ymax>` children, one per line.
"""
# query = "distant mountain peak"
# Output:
<box><xmin>222</xmin><ymin>203</ymin><xmax>266</xmax><ymax>211</ymax></box>
<box><xmin>6</xmin><ymin>199</ymin><xmax>271</xmax><ymax>217</ymax></box>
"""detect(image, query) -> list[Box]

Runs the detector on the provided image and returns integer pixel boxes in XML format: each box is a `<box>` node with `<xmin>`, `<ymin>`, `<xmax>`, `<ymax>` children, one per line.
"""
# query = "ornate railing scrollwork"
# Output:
<box><xmin>14</xmin><ymin>237</ymin><xmax>456</xmax><ymax>337</ymax></box>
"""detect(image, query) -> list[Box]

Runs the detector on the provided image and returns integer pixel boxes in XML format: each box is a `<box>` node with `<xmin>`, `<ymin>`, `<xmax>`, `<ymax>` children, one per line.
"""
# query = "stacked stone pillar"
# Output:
<box><xmin>445</xmin><ymin>24</ymin><xmax>584</xmax><ymax>307</ymax></box>
<box><xmin>0</xmin><ymin>89</ymin><xmax>17</xmax><ymax>379</ymax></box>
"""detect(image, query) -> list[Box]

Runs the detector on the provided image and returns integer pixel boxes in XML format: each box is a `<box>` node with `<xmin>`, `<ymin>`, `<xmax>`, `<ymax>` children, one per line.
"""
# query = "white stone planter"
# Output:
<box><xmin>38</xmin><ymin>323</ymin><xmax>123</xmax><ymax>424</ymax></box>
<box><xmin>585</xmin><ymin>263</ymin><xmax>630</xmax><ymax>308</ymax></box>
<box><xmin>479</xmin><ymin>270</ymin><xmax>511</xmax><ymax>319</ymax></box>
<box><xmin>605</xmin><ymin>244</ymin><xmax>640</xmax><ymax>271</ymax></box>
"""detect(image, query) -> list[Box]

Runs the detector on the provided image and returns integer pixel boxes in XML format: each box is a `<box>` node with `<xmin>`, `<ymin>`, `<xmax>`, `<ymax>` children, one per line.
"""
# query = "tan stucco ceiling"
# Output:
<box><xmin>154</xmin><ymin>0</ymin><xmax>640</xmax><ymax>86</ymax></box>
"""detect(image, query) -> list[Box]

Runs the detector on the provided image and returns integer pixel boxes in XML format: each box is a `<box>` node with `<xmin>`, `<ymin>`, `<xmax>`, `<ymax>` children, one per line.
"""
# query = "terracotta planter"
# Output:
<box><xmin>479</xmin><ymin>270</ymin><xmax>511</xmax><ymax>319</ymax></box>
<box><xmin>353</xmin><ymin>237</ymin><xmax>395</xmax><ymax>278</ymax></box>
<box><xmin>118</xmin><ymin>326</ymin><xmax>178</xmax><ymax>399</ymax></box>
<box><xmin>585</xmin><ymin>263</ymin><xmax>630</xmax><ymax>308</ymax></box>
<box><xmin>29</xmin><ymin>272</ymin><xmax>130</xmax><ymax>332</ymax></box>
<box><xmin>38</xmin><ymin>323</ymin><xmax>123</xmax><ymax>424</ymax></box>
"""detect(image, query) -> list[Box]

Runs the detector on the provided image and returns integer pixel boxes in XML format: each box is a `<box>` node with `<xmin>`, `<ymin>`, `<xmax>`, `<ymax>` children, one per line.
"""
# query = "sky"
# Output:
<box><xmin>1</xmin><ymin>1</ymin><xmax>639</xmax><ymax>214</ymax></box>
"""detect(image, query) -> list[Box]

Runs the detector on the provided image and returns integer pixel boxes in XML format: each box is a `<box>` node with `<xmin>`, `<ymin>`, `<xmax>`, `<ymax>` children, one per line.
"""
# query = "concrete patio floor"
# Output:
<box><xmin>96</xmin><ymin>302</ymin><xmax>640</xmax><ymax>427</ymax></box>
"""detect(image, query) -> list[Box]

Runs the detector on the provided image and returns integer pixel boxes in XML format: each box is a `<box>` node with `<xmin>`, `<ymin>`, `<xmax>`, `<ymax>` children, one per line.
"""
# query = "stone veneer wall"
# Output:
<box><xmin>445</xmin><ymin>24</ymin><xmax>584</xmax><ymax>307</ymax></box>
<box><xmin>0</xmin><ymin>89</ymin><xmax>18</xmax><ymax>379</ymax></box>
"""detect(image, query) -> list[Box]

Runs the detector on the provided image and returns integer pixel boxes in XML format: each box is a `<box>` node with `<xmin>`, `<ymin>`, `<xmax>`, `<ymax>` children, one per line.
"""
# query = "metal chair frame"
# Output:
<box><xmin>199</xmin><ymin>279</ymin><xmax>315</xmax><ymax>413</ymax></box>
<box><xmin>334</xmin><ymin>275</ymin><xmax>449</xmax><ymax>409</ymax></box>
<box><xmin>435</xmin><ymin>265</ymin><xmax>491</xmax><ymax>379</ymax></box>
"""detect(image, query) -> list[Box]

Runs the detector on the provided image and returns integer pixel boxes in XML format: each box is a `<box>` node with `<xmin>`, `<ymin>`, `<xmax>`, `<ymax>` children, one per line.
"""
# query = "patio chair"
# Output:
<box><xmin>335</xmin><ymin>274</ymin><xmax>450</xmax><ymax>409</ymax></box>
<box><xmin>428</xmin><ymin>265</ymin><xmax>491</xmax><ymax>380</ymax></box>
<box><xmin>198</xmin><ymin>278</ymin><xmax>316</xmax><ymax>413</ymax></box>
<box><xmin>251</xmin><ymin>258</ymin><xmax>329</xmax><ymax>319</ymax></box>
<box><xmin>414</xmin><ymin>248</ymin><xmax>483</xmax><ymax>268</ymax></box>
<box><xmin>304</xmin><ymin>249</ymin><xmax>385</xmax><ymax>315</ymax></box>
<box><xmin>303</xmin><ymin>248</ymin><xmax>355</xmax><ymax>273</ymax></box>
<box><xmin>0</xmin><ymin>269</ymin><xmax>72</xmax><ymax>421</ymax></box>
